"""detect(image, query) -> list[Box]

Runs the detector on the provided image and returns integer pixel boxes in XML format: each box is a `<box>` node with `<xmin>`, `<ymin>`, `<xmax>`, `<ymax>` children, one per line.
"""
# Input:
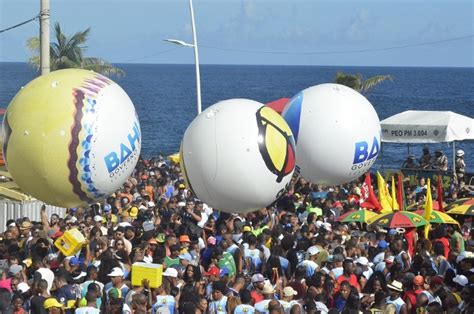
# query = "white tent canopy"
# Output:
<box><xmin>381</xmin><ymin>110</ymin><xmax>474</xmax><ymax>143</ymax></box>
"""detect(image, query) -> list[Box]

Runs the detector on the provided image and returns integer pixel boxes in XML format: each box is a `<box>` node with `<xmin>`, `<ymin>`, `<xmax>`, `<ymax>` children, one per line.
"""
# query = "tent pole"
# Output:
<box><xmin>407</xmin><ymin>143</ymin><xmax>410</xmax><ymax>155</ymax></box>
<box><xmin>453</xmin><ymin>141</ymin><xmax>456</xmax><ymax>177</ymax></box>
<box><xmin>381</xmin><ymin>142</ymin><xmax>384</xmax><ymax>173</ymax></box>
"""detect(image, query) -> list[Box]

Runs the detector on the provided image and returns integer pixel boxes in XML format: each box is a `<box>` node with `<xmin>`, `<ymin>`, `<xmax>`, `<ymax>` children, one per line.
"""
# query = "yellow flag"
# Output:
<box><xmin>391</xmin><ymin>176</ymin><xmax>400</xmax><ymax>210</ymax></box>
<box><xmin>377</xmin><ymin>171</ymin><xmax>392</xmax><ymax>212</ymax></box>
<box><xmin>424</xmin><ymin>179</ymin><xmax>433</xmax><ymax>238</ymax></box>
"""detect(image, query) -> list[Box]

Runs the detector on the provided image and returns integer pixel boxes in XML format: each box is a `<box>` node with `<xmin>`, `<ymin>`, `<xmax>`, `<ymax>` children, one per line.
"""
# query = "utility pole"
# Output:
<box><xmin>40</xmin><ymin>0</ymin><xmax>50</xmax><ymax>75</ymax></box>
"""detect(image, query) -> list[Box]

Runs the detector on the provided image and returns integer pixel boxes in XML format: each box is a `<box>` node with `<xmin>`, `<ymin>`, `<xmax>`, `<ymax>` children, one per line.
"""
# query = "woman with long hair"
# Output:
<box><xmin>361</xmin><ymin>272</ymin><xmax>388</xmax><ymax>309</ymax></box>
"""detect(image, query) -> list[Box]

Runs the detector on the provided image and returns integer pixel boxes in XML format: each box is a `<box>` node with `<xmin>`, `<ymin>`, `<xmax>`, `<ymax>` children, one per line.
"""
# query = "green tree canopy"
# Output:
<box><xmin>27</xmin><ymin>22</ymin><xmax>124</xmax><ymax>77</ymax></box>
<box><xmin>333</xmin><ymin>72</ymin><xmax>392</xmax><ymax>93</ymax></box>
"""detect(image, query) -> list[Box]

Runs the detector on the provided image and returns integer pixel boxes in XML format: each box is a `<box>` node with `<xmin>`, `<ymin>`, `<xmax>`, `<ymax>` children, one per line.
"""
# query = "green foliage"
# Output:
<box><xmin>26</xmin><ymin>22</ymin><xmax>124</xmax><ymax>78</ymax></box>
<box><xmin>334</xmin><ymin>72</ymin><xmax>392</xmax><ymax>93</ymax></box>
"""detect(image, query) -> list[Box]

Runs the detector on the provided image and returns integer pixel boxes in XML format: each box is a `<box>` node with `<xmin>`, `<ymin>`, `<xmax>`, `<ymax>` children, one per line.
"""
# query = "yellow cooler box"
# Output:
<box><xmin>131</xmin><ymin>262</ymin><xmax>163</xmax><ymax>288</ymax></box>
<box><xmin>54</xmin><ymin>228</ymin><xmax>85</xmax><ymax>256</ymax></box>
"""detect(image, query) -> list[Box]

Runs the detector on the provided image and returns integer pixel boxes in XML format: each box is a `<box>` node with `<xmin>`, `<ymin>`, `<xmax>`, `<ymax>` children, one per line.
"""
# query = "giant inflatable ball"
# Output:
<box><xmin>3</xmin><ymin>69</ymin><xmax>141</xmax><ymax>208</ymax></box>
<box><xmin>282</xmin><ymin>83</ymin><xmax>381</xmax><ymax>185</ymax></box>
<box><xmin>180</xmin><ymin>99</ymin><xmax>296</xmax><ymax>213</ymax></box>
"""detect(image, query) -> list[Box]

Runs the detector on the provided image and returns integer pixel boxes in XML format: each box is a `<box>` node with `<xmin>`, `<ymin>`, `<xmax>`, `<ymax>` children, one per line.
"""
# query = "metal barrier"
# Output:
<box><xmin>0</xmin><ymin>200</ymin><xmax>66</xmax><ymax>233</ymax></box>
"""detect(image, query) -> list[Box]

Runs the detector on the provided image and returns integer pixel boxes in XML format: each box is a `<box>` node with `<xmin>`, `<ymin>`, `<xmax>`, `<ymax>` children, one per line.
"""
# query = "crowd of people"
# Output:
<box><xmin>401</xmin><ymin>147</ymin><xmax>466</xmax><ymax>178</ymax></box>
<box><xmin>0</xmin><ymin>155</ymin><xmax>473</xmax><ymax>314</ymax></box>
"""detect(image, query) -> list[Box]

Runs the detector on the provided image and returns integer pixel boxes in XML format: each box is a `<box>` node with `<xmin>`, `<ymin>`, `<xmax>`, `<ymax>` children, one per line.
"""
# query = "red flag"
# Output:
<box><xmin>397</xmin><ymin>173</ymin><xmax>406</xmax><ymax>211</ymax></box>
<box><xmin>360</xmin><ymin>173</ymin><xmax>382</xmax><ymax>211</ymax></box>
<box><xmin>437</xmin><ymin>175</ymin><xmax>444</xmax><ymax>212</ymax></box>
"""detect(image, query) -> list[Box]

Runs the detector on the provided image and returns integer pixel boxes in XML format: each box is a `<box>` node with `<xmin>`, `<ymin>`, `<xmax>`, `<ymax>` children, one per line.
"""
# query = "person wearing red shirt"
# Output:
<box><xmin>250</xmin><ymin>273</ymin><xmax>266</xmax><ymax>303</ymax></box>
<box><xmin>403</xmin><ymin>275</ymin><xmax>424</xmax><ymax>314</ymax></box>
<box><xmin>334</xmin><ymin>259</ymin><xmax>361</xmax><ymax>294</ymax></box>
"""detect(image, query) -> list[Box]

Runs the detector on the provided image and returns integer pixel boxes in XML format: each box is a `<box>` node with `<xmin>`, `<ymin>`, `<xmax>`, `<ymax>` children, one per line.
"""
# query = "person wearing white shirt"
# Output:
<box><xmin>209</xmin><ymin>282</ymin><xmax>228</xmax><ymax>314</ymax></box>
<box><xmin>234</xmin><ymin>289</ymin><xmax>255</xmax><ymax>314</ymax></box>
<box><xmin>254</xmin><ymin>283</ymin><xmax>276</xmax><ymax>314</ymax></box>
<box><xmin>281</xmin><ymin>286</ymin><xmax>299</xmax><ymax>314</ymax></box>
<box><xmin>297</xmin><ymin>246</ymin><xmax>320</xmax><ymax>277</ymax></box>
<box><xmin>355</xmin><ymin>256</ymin><xmax>373</xmax><ymax>280</ymax></box>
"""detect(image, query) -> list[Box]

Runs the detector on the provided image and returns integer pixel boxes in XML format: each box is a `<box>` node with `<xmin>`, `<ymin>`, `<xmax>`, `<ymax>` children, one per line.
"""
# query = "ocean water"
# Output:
<box><xmin>0</xmin><ymin>62</ymin><xmax>473</xmax><ymax>171</ymax></box>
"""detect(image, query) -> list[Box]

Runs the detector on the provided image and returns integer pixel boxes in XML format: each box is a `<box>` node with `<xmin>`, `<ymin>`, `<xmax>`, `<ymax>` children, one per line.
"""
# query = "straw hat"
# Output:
<box><xmin>262</xmin><ymin>284</ymin><xmax>275</xmax><ymax>295</ymax></box>
<box><xmin>387</xmin><ymin>280</ymin><xmax>404</xmax><ymax>292</ymax></box>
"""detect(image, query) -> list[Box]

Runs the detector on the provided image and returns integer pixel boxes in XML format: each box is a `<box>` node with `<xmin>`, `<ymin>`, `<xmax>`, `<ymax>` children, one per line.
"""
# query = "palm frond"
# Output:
<box><xmin>333</xmin><ymin>72</ymin><xmax>362</xmax><ymax>91</ymax></box>
<box><xmin>82</xmin><ymin>58</ymin><xmax>125</xmax><ymax>78</ymax></box>
<box><xmin>25</xmin><ymin>22</ymin><xmax>125</xmax><ymax>77</ymax></box>
<box><xmin>26</xmin><ymin>37</ymin><xmax>40</xmax><ymax>53</ymax></box>
<box><xmin>361</xmin><ymin>75</ymin><xmax>393</xmax><ymax>93</ymax></box>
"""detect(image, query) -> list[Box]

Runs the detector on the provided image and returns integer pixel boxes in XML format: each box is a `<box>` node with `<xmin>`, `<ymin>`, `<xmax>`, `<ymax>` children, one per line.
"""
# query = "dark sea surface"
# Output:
<box><xmin>0</xmin><ymin>62</ymin><xmax>473</xmax><ymax>171</ymax></box>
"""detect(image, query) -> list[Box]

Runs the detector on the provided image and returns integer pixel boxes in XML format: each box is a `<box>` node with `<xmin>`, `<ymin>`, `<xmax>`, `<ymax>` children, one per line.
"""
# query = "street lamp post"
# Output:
<box><xmin>164</xmin><ymin>0</ymin><xmax>202</xmax><ymax>115</ymax></box>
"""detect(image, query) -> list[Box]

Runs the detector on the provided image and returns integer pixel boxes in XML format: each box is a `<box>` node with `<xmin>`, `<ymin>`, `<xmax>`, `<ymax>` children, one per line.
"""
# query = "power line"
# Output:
<box><xmin>116</xmin><ymin>34</ymin><xmax>472</xmax><ymax>63</ymax></box>
<box><xmin>118</xmin><ymin>47</ymin><xmax>180</xmax><ymax>63</ymax></box>
<box><xmin>199</xmin><ymin>34</ymin><xmax>474</xmax><ymax>55</ymax></box>
<box><xmin>0</xmin><ymin>13</ymin><xmax>41</xmax><ymax>34</ymax></box>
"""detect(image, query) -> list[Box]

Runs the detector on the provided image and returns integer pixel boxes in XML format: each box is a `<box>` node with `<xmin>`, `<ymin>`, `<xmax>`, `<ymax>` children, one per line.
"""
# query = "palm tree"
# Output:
<box><xmin>26</xmin><ymin>23</ymin><xmax>124</xmax><ymax>77</ymax></box>
<box><xmin>333</xmin><ymin>72</ymin><xmax>392</xmax><ymax>93</ymax></box>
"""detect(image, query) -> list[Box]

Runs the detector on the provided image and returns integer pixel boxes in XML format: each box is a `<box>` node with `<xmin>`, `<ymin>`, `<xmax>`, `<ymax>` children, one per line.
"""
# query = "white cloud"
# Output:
<box><xmin>345</xmin><ymin>9</ymin><xmax>370</xmax><ymax>41</ymax></box>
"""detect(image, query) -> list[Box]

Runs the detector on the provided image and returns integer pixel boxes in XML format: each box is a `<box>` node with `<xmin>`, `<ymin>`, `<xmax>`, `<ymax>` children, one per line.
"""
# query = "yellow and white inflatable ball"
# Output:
<box><xmin>282</xmin><ymin>83</ymin><xmax>381</xmax><ymax>185</ymax></box>
<box><xmin>3</xmin><ymin>69</ymin><xmax>141</xmax><ymax>208</ymax></box>
<box><xmin>180</xmin><ymin>99</ymin><xmax>296</xmax><ymax>213</ymax></box>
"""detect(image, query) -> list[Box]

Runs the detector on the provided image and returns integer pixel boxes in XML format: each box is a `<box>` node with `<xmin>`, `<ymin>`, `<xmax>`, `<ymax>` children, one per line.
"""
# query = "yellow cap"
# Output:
<box><xmin>44</xmin><ymin>298</ymin><xmax>64</xmax><ymax>309</ymax></box>
<box><xmin>22</xmin><ymin>258</ymin><xmax>32</xmax><ymax>268</ymax></box>
<box><xmin>243</xmin><ymin>226</ymin><xmax>252</xmax><ymax>232</ymax></box>
<box><xmin>129</xmin><ymin>206</ymin><xmax>138</xmax><ymax>218</ymax></box>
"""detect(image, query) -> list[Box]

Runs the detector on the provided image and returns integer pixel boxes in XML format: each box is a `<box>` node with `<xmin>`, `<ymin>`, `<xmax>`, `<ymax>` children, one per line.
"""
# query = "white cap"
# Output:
<box><xmin>308</xmin><ymin>246</ymin><xmax>320</xmax><ymax>256</ymax></box>
<box><xmin>283</xmin><ymin>286</ymin><xmax>298</xmax><ymax>297</ymax></box>
<box><xmin>163</xmin><ymin>268</ymin><xmax>178</xmax><ymax>278</ymax></box>
<box><xmin>355</xmin><ymin>256</ymin><xmax>369</xmax><ymax>266</ymax></box>
<box><xmin>323</xmin><ymin>222</ymin><xmax>332</xmax><ymax>232</ymax></box>
<box><xmin>453</xmin><ymin>274</ymin><xmax>468</xmax><ymax>287</ymax></box>
<box><xmin>148</xmin><ymin>201</ymin><xmax>155</xmax><ymax>208</ymax></box>
<box><xmin>456</xmin><ymin>251</ymin><xmax>474</xmax><ymax>263</ymax></box>
<box><xmin>94</xmin><ymin>215</ymin><xmax>103</xmax><ymax>222</ymax></box>
<box><xmin>107</xmin><ymin>267</ymin><xmax>124</xmax><ymax>277</ymax></box>
<box><xmin>73</xmin><ymin>271</ymin><xmax>87</xmax><ymax>281</ymax></box>
<box><xmin>456</xmin><ymin>150</ymin><xmax>465</xmax><ymax>157</ymax></box>
<box><xmin>17</xmin><ymin>282</ymin><xmax>30</xmax><ymax>293</ymax></box>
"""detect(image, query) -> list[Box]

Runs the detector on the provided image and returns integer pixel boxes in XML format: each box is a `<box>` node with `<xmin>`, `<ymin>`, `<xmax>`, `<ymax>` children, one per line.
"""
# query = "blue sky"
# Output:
<box><xmin>0</xmin><ymin>0</ymin><xmax>472</xmax><ymax>67</ymax></box>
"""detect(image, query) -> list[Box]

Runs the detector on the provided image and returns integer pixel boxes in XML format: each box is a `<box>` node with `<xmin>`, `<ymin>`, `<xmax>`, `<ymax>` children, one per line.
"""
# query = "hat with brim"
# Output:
<box><xmin>156</xmin><ymin>233</ymin><xmax>166</xmax><ymax>243</ymax></box>
<box><xmin>387</xmin><ymin>280</ymin><xmax>403</xmax><ymax>292</ymax></box>
<box><xmin>283</xmin><ymin>286</ymin><xmax>298</xmax><ymax>297</ymax></box>
<box><xmin>179</xmin><ymin>235</ymin><xmax>191</xmax><ymax>243</ymax></box>
<box><xmin>107</xmin><ymin>267</ymin><xmax>124</xmax><ymax>277</ymax></box>
<box><xmin>19</xmin><ymin>221</ymin><xmax>32</xmax><ymax>230</ymax></box>
<box><xmin>251</xmin><ymin>273</ymin><xmax>265</xmax><ymax>283</ymax></box>
<box><xmin>129</xmin><ymin>207</ymin><xmax>138</xmax><ymax>218</ymax></box>
<box><xmin>453</xmin><ymin>275</ymin><xmax>468</xmax><ymax>287</ymax></box>
<box><xmin>44</xmin><ymin>298</ymin><xmax>64</xmax><ymax>309</ymax></box>
<box><xmin>262</xmin><ymin>284</ymin><xmax>275</xmax><ymax>295</ymax></box>
<box><xmin>8</xmin><ymin>264</ymin><xmax>23</xmax><ymax>276</ymax></box>
<box><xmin>178</xmin><ymin>253</ymin><xmax>192</xmax><ymax>261</ymax></box>
<box><xmin>163</xmin><ymin>268</ymin><xmax>178</xmax><ymax>278</ymax></box>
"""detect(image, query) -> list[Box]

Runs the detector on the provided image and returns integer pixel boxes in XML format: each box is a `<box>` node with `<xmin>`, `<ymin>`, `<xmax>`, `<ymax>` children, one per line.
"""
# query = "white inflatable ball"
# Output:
<box><xmin>282</xmin><ymin>83</ymin><xmax>381</xmax><ymax>185</ymax></box>
<box><xmin>180</xmin><ymin>99</ymin><xmax>296</xmax><ymax>213</ymax></box>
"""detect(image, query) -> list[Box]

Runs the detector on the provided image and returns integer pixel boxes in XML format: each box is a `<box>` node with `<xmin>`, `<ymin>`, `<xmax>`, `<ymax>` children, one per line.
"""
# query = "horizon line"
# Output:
<box><xmin>0</xmin><ymin>61</ymin><xmax>472</xmax><ymax>69</ymax></box>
